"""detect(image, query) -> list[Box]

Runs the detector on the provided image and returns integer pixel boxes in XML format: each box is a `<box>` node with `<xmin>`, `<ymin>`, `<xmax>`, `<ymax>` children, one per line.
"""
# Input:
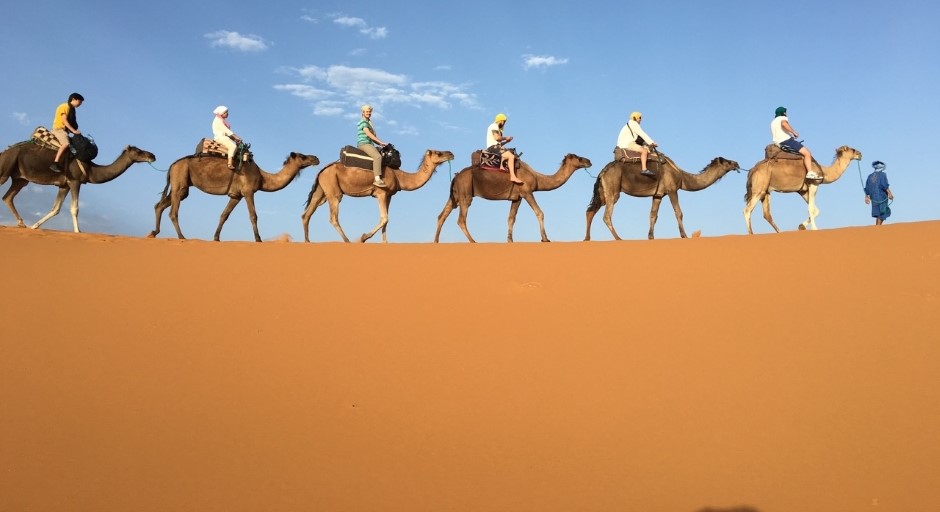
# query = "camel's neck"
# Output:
<box><xmin>86</xmin><ymin>153</ymin><xmax>137</xmax><ymax>184</ymax></box>
<box><xmin>533</xmin><ymin>162</ymin><xmax>580</xmax><ymax>191</ymax></box>
<box><xmin>679</xmin><ymin>163</ymin><xmax>732</xmax><ymax>191</ymax></box>
<box><xmin>395</xmin><ymin>158</ymin><xmax>438</xmax><ymax>191</ymax></box>
<box><xmin>821</xmin><ymin>155</ymin><xmax>855</xmax><ymax>184</ymax></box>
<box><xmin>260</xmin><ymin>163</ymin><xmax>304</xmax><ymax>192</ymax></box>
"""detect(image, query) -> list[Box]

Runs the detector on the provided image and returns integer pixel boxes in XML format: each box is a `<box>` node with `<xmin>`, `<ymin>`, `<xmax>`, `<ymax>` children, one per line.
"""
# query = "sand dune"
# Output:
<box><xmin>2</xmin><ymin>223</ymin><xmax>939</xmax><ymax>511</ymax></box>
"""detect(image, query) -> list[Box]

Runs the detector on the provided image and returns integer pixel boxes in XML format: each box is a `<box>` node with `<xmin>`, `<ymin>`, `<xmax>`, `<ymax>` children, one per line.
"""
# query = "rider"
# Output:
<box><xmin>486</xmin><ymin>113</ymin><xmax>522</xmax><ymax>184</ymax></box>
<box><xmin>49</xmin><ymin>92</ymin><xmax>84</xmax><ymax>172</ymax></box>
<box><xmin>616</xmin><ymin>111</ymin><xmax>657</xmax><ymax>177</ymax></box>
<box><xmin>212</xmin><ymin>105</ymin><xmax>242</xmax><ymax>170</ymax></box>
<box><xmin>771</xmin><ymin>106</ymin><xmax>822</xmax><ymax>181</ymax></box>
<box><xmin>358</xmin><ymin>104</ymin><xmax>388</xmax><ymax>187</ymax></box>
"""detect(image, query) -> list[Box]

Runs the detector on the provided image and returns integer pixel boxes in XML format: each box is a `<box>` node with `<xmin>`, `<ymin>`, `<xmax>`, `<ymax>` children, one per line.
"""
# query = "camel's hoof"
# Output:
<box><xmin>146</xmin><ymin>232</ymin><xmax>156</xmax><ymax>239</ymax></box>
<box><xmin>798</xmin><ymin>224</ymin><xmax>807</xmax><ymax>231</ymax></box>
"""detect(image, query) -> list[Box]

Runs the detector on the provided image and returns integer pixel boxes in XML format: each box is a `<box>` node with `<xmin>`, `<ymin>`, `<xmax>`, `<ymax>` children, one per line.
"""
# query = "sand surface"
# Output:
<box><xmin>2</xmin><ymin>223</ymin><xmax>939</xmax><ymax>511</ymax></box>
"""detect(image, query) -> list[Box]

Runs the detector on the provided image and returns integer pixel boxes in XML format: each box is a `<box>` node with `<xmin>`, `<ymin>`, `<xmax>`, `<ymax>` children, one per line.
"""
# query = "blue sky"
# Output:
<box><xmin>2</xmin><ymin>0</ymin><xmax>938</xmax><ymax>242</ymax></box>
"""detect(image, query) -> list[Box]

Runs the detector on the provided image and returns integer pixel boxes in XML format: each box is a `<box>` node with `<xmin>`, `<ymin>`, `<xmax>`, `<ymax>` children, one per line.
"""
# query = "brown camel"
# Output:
<box><xmin>434</xmin><ymin>153</ymin><xmax>592</xmax><ymax>243</ymax></box>
<box><xmin>301</xmin><ymin>149</ymin><xmax>455</xmax><ymax>243</ymax></box>
<box><xmin>744</xmin><ymin>145</ymin><xmax>862</xmax><ymax>234</ymax></box>
<box><xmin>0</xmin><ymin>143</ymin><xmax>156</xmax><ymax>232</ymax></box>
<box><xmin>148</xmin><ymin>152</ymin><xmax>319</xmax><ymax>242</ymax></box>
<box><xmin>584</xmin><ymin>153</ymin><xmax>740</xmax><ymax>240</ymax></box>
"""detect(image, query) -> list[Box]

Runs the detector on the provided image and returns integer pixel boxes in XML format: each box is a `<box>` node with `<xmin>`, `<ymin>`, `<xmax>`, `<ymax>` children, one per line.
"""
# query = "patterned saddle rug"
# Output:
<box><xmin>31</xmin><ymin>126</ymin><xmax>60</xmax><ymax>151</ymax></box>
<box><xmin>194</xmin><ymin>138</ymin><xmax>253</xmax><ymax>162</ymax></box>
<box><xmin>471</xmin><ymin>148</ymin><xmax>519</xmax><ymax>172</ymax></box>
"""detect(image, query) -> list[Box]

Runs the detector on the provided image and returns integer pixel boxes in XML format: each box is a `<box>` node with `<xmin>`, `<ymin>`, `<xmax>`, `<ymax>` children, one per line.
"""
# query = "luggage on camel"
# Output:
<box><xmin>194</xmin><ymin>138</ymin><xmax>253</xmax><ymax>167</ymax></box>
<box><xmin>339</xmin><ymin>143</ymin><xmax>402</xmax><ymax>171</ymax></box>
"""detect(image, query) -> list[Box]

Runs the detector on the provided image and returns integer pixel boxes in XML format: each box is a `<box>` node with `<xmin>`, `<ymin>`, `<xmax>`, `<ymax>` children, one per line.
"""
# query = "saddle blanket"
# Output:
<box><xmin>613</xmin><ymin>147</ymin><xmax>666</xmax><ymax>164</ymax></box>
<box><xmin>195</xmin><ymin>138</ymin><xmax>231</xmax><ymax>156</ymax></box>
<box><xmin>339</xmin><ymin>145</ymin><xmax>376</xmax><ymax>171</ymax></box>
<box><xmin>471</xmin><ymin>149</ymin><xmax>513</xmax><ymax>171</ymax></box>
<box><xmin>31</xmin><ymin>126</ymin><xmax>60</xmax><ymax>150</ymax></box>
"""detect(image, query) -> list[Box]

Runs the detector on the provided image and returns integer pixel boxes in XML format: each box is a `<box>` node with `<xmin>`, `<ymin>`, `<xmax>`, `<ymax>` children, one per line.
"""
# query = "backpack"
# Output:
<box><xmin>381</xmin><ymin>143</ymin><xmax>401</xmax><ymax>169</ymax></box>
<box><xmin>70</xmin><ymin>133</ymin><xmax>98</xmax><ymax>161</ymax></box>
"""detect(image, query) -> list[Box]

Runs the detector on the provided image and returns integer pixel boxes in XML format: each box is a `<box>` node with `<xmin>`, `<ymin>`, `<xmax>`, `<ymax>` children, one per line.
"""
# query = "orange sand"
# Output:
<box><xmin>2</xmin><ymin>223</ymin><xmax>939</xmax><ymax>511</ymax></box>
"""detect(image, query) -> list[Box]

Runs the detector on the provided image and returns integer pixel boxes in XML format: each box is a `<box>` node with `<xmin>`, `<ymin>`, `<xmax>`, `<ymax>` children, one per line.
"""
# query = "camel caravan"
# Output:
<box><xmin>1</xmin><ymin>98</ymin><xmax>866</xmax><ymax>242</ymax></box>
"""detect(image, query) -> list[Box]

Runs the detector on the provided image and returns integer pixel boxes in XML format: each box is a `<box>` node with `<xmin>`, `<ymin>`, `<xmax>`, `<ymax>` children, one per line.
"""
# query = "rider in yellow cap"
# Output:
<box><xmin>486</xmin><ymin>113</ymin><xmax>522</xmax><ymax>184</ymax></box>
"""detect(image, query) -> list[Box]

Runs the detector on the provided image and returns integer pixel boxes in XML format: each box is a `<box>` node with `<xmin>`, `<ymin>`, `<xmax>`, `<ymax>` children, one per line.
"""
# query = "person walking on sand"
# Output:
<box><xmin>616</xmin><ymin>111</ymin><xmax>658</xmax><ymax>177</ymax></box>
<box><xmin>49</xmin><ymin>92</ymin><xmax>84</xmax><ymax>172</ymax></box>
<box><xmin>486</xmin><ymin>113</ymin><xmax>522</xmax><ymax>184</ymax></box>
<box><xmin>864</xmin><ymin>160</ymin><xmax>894</xmax><ymax>225</ymax></box>
<box><xmin>358</xmin><ymin>104</ymin><xmax>388</xmax><ymax>187</ymax></box>
<box><xmin>771</xmin><ymin>106</ymin><xmax>822</xmax><ymax>181</ymax></box>
<box><xmin>212</xmin><ymin>106</ymin><xmax>242</xmax><ymax>170</ymax></box>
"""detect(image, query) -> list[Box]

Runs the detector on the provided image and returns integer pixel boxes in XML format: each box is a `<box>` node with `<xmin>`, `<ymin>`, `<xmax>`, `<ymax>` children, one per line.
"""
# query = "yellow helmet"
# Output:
<box><xmin>630</xmin><ymin>111</ymin><xmax>642</xmax><ymax>121</ymax></box>
<box><xmin>494</xmin><ymin>113</ymin><xmax>507</xmax><ymax>122</ymax></box>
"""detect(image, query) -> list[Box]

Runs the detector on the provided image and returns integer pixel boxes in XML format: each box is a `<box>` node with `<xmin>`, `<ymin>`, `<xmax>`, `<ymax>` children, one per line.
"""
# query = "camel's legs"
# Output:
<box><xmin>434</xmin><ymin>195</ymin><xmax>456</xmax><ymax>243</ymax></box>
<box><xmin>600</xmin><ymin>183</ymin><xmax>623</xmax><ymax>241</ymax></box>
<box><xmin>168</xmin><ymin>189</ymin><xmax>189</xmax><ymax>240</ymax></box>
<box><xmin>360</xmin><ymin>193</ymin><xmax>390</xmax><ymax>243</ymax></box>
<box><xmin>647</xmin><ymin>196</ymin><xmax>663</xmax><ymax>240</ymax></box>
<box><xmin>214</xmin><ymin>196</ymin><xmax>243</xmax><ymax>241</ymax></box>
<box><xmin>666</xmin><ymin>191</ymin><xmax>686</xmax><ymax>239</ymax></box>
<box><xmin>522</xmin><ymin>193</ymin><xmax>549</xmax><ymax>242</ymax></box>
<box><xmin>327</xmin><ymin>196</ymin><xmax>351</xmax><ymax>243</ymax></box>
<box><xmin>507</xmin><ymin>199</ymin><xmax>521</xmax><ymax>243</ymax></box>
<box><xmin>760</xmin><ymin>194</ymin><xmax>781</xmax><ymax>233</ymax></box>
<box><xmin>802</xmin><ymin>184</ymin><xmax>820</xmax><ymax>230</ymax></box>
<box><xmin>2</xmin><ymin>178</ymin><xmax>31</xmax><ymax>227</ymax></box>
<box><xmin>30</xmin><ymin>185</ymin><xmax>71</xmax><ymax>230</ymax></box>
<box><xmin>67</xmin><ymin>181</ymin><xmax>81</xmax><ymax>232</ymax></box>
<box><xmin>243</xmin><ymin>193</ymin><xmax>261</xmax><ymax>242</ymax></box>
<box><xmin>300</xmin><ymin>188</ymin><xmax>327</xmax><ymax>242</ymax></box>
<box><xmin>149</xmin><ymin>190</ymin><xmax>174</xmax><ymax>238</ymax></box>
<box><xmin>743</xmin><ymin>191</ymin><xmax>764</xmax><ymax>235</ymax></box>
<box><xmin>455</xmin><ymin>196</ymin><xmax>476</xmax><ymax>243</ymax></box>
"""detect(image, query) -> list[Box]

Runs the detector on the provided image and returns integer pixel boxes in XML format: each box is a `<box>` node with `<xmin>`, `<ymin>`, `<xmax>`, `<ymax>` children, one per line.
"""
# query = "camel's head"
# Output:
<box><xmin>125</xmin><ymin>145</ymin><xmax>157</xmax><ymax>163</ymax></box>
<box><xmin>836</xmin><ymin>146</ymin><xmax>862</xmax><ymax>162</ymax></box>
<box><xmin>287</xmin><ymin>152</ymin><xmax>320</xmax><ymax>169</ymax></box>
<box><xmin>564</xmin><ymin>153</ymin><xmax>592</xmax><ymax>170</ymax></box>
<box><xmin>427</xmin><ymin>149</ymin><xmax>456</xmax><ymax>165</ymax></box>
<box><xmin>712</xmin><ymin>156</ymin><xmax>741</xmax><ymax>173</ymax></box>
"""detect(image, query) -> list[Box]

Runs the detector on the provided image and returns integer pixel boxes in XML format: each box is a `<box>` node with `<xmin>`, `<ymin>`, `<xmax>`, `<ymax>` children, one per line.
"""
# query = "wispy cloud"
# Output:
<box><xmin>11</xmin><ymin>112</ymin><xmax>30</xmax><ymax>125</ymax></box>
<box><xmin>522</xmin><ymin>54</ymin><xmax>569</xmax><ymax>70</ymax></box>
<box><xmin>274</xmin><ymin>65</ymin><xmax>480</xmax><ymax>118</ymax></box>
<box><xmin>204</xmin><ymin>30</ymin><xmax>270</xmax><ymax>52</ymax></box>
<box><xmin>332</xmin><ymin>15</ymin><xmax>388</xmax><ymax>39</ymax></box>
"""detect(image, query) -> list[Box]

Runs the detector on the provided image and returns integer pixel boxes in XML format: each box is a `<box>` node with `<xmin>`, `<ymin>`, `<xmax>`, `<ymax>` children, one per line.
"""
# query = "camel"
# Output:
<box><xmin>0</xmin><ymin>143</ymin><xmax>156</xmax><ymax>232</ymax></box>
<box><xmin>434</xmin><ymin>153</ymin><xmax>592</xmax><ymax>243</ymax></box>
<box><xmin>148</xmin><ymin>152</ymin><xmax>319</xmax><ymax>242</ymax></box>
<box><xmin>584</xmin><ymin>154</ymin><xmax>740</xmax><ymax>240</ymax></box>
<box><xmin>301</xmin><ymin>149</ymin><xmax>455</xmax><ymax>243</ymax></box>
<box><xmin>744</xmin><ymin>145</ymin><xmax>862</xmax><ymax>234</ymax></box>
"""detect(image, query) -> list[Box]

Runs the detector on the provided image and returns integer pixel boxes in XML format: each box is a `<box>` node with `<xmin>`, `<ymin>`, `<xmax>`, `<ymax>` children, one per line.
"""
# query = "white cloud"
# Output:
<box><xmin>522</xmin><ymin>54</ymin><xmax>569</xmax><ymax>70</ymax></box>
<box><xmin>204</xmin><ymin>30</ymin><xmax>270</xmax><ymax>52</ymax></box>
<box><xmin>300</xmin><ymin>15</ymin><xmax>318</xmax><ymax>23</ymax></box>
<box><xmin>11</xmin><ymin>112</ymin><xmax>30</xmax><ymax>125</ymax></box>
<box><xmin>332</xmin><ymin>14</ymin><xmax>388</xmax><ymax>39</ymax></box>
<box><xmin>434</xmin><ymin>64</ymin><xmax>452</xmax><ymax>71</ymax></box>
<box><xmin>275</xmin><ymin>65</ymin><xmax>479</xmax><ymax>118</ymax></box>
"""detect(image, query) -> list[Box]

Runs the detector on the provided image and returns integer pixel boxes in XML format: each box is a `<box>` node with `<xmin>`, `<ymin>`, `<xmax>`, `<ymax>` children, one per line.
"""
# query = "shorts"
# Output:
<box><xmin>779</xmin><ymin>138</ymin><xmax>804</xmax><ymax>153</ymax></box>
<box><xmin>625</xmin><ymin>140</ymin><xmax>648</xmax><ymax>152</ymax></box>
<box><xmin>52</xmin><ymin>128</ymin><xmax>69</xmax><ymax>147</ymax></box>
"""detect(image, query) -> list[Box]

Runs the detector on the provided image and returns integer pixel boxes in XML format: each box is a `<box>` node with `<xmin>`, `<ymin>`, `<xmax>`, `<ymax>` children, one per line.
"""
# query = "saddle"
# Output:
<box><xmin>471</xmin><ymin>147</ymin><xmax>519</xmax><ymax>172</ymax></box>
<box><xmin>194</xmin><ymin>138</ymin><xmax>253</xmax><ymax>163</ymax></box>
<box><xmin>613</xmin><ymin>147</ymin><xmax>666</xmax><ymax>164</ymax></box>
<box><xmin>31</xmin><ymin>126</ymin><xmax>60</xmax><ymax>151</ymax></box>
<box><xmin>764</xmin><ymin>143</ymin><xmax>804</xmax><ymax>160</ymax></box>
<box><xmin>339</xmin><ymin>144</ymin><xmax>402</xmax><ymax>172</ymax></box>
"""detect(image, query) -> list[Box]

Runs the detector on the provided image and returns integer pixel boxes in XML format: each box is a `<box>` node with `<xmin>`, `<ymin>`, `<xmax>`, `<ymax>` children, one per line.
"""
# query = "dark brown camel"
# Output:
<box><xmin>584</xmin><ymin>154</ymin><xmax>739</xmax><ymax>240</ymax></box>
<box><xmin>148</xmin><ymin>152</ymin><xmax>319</xmax><ymax>242</ymax></box>
<box><xmin>301</xmin><ymin>149</ymin><xmax>454</xmax><ymax>243</ymax></box>
<box><xmin>434</xmin><ymin>153</ymin><xmax>592</xmax><ymax>243</ymax></box>
<box><xmin>0</xmin><ymin>143</ymin><xmax>156</xmax><ymax>232</ymax></box>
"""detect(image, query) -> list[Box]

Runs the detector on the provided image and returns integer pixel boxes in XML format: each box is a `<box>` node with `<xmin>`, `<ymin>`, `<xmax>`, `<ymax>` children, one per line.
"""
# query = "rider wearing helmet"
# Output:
<box><xmin>486</xmin><ymin>113</ymin><xmax>522</xmax><ymax>184</ymax></box>
<box><xmin>771</xmin><ymin>106</ymin><xmax>822</xmax><ymax>181</ymax></box>
<box><xmin>616</xmin><ymin>111</ymin><xmax>658</xmax><ymax>177</ymax></box>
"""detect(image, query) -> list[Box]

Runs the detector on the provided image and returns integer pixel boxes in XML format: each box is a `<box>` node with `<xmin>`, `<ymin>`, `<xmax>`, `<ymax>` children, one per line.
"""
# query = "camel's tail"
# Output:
<box><xmin>303</xmin><ymin>166</ymin><xmax>329</xmax><ymax>209</ymax></box>
<box><xmin>157</xmin><ymin>164</ymin><xmax>172</xmax><ymax>201</ymax></box>
<box><xmin>744</xmin><ymin>175</ymin><xmax>753</xmax><ymax>204</ymax></box>
<box><xmin>585</xmin><ymin>175</ymin><xmax>603</xmax><ymax>213</ymax></box>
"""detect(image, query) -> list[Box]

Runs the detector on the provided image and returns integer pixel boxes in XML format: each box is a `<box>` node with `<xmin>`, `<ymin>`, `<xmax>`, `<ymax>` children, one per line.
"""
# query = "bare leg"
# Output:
<box><xmin>504</xmin><ymin>151</ymin><xmax>521</xmax><ymax>184</ymax></box>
